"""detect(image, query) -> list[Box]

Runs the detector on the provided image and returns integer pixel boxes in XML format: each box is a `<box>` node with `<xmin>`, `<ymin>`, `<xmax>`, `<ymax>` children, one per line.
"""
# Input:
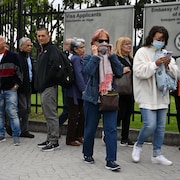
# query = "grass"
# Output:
<box><xmin>30</xmin><ymin>86</ymin><xmax>179</xmax><ymax>133</ymax></box>
<box><xmin>130</xmin><ymin>113</ymin><xmax>178</xmax><ymax>132</ymax></box>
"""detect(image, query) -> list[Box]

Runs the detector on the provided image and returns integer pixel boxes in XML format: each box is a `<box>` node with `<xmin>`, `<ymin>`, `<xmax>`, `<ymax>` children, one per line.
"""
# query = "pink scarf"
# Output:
<box><xmin>98</xmin><ymin>45</ymin><xmax>113</xmax><ymax>95</ymax></box>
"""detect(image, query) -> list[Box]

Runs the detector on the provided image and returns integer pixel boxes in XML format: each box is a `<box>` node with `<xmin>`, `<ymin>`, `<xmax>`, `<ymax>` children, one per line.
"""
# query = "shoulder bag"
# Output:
<box><xmin>113</xmin><ymin>71</ymin><xmax>133</xmax><ymax>95</ymax></box>
<box><xmin>98</xmin><ymin>91</ymin><xmax>119</xmax><ymax>111</ymax></box>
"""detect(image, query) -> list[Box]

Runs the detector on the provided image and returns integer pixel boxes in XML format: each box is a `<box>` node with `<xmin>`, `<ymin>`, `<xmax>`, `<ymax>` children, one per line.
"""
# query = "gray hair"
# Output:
<box><xmin>19</xmin><ymin>37</ymin><xmax>31</xmax><ymax>49</ymax></box>
<box><xmin>70</xmin><ymin>37</ymin><xmax>85</xmax><ymax>52</ymax></box>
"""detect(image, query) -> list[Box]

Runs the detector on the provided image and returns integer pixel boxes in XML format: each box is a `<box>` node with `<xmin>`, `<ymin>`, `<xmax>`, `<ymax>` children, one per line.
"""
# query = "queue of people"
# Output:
<box><xmin>0</xmin><ymin>25</ymin><xmax>179</xmax><ymax>171</ymax></box>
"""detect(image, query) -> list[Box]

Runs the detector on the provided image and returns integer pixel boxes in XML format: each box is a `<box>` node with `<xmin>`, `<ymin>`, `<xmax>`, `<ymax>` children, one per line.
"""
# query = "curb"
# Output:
<box><xmin>29</xmin><ymin>120</ymin><xmax>180</xmax><ymax>146</ymax></box>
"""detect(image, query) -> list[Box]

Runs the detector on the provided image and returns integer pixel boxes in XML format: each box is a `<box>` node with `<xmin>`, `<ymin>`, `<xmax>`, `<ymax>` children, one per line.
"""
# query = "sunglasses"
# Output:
<box><xmin>96</xmin><ymin>39</ymin><xmax>109</xmax><ymax>44</ymax></box>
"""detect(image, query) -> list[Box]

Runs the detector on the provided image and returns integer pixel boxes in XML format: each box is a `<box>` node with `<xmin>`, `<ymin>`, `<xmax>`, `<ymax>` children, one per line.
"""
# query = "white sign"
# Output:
<box><xmin>64</xmin><ymin>6</ymin><xmax>134</xmax><ymax>54</ymax></box>
<box><xmin>144</xmin><ymin>2</ymin><xmax>180</xmax><ymax>56</ymax></box>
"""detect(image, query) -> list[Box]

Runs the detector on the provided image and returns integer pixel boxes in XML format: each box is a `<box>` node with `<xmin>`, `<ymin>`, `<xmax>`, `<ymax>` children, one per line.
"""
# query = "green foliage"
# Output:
<box><xmin>63</xmin><ymin>0</ymin><xmax>87</xmax><ymax>9</ymax></box>
<box><xmin>30</xmin><ymin>87</ymin><xmax>179</xmax><ymax>132</ymax></box>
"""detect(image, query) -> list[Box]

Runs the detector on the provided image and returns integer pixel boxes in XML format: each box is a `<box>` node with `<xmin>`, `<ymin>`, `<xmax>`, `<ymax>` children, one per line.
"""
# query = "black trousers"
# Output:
<box><xmin>117</xmin><ymin>95</ymin><xmax>134</xmax><ymax>141</ymax></box>
<box><xmin>66</xmin><ymin>97</ymin><xmax>84</xmax><ymax>143</ymax></box>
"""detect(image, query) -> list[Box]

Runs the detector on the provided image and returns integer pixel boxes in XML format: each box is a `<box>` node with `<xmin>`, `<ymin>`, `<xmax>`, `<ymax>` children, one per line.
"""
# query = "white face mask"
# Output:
<box><xmin>152</xmin><ymin>40</ymin><xmax>165</xmax><ymax>50</ymax></box>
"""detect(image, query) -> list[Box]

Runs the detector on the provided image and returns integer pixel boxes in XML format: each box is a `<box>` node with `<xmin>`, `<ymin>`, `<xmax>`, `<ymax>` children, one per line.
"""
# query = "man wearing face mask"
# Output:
<box><xmin>131</xmin><ymin>26</ymin><xmax>178</xmax><ymax>166</ymax></box>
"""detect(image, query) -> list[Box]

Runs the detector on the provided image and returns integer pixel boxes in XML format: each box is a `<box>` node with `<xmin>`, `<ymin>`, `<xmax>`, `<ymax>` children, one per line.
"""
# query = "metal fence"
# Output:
<box><xmin>0</xmin><ymin>1</ymin><xmax>177</xmax><ymax>124</ymax></box>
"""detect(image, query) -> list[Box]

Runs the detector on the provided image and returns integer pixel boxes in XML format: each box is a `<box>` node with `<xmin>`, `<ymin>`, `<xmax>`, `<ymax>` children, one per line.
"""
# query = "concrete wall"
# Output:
<box><xmin>29</xmin><ymin>120</ymin><xmax>180</xmax><ymax>146</ymax></box>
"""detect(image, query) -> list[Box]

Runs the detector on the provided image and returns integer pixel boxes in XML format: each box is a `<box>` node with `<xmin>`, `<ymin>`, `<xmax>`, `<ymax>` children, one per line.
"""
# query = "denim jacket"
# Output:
<box><xmin>82</xmin><ymin>54</ymin><xmax>123</xmax><ymax>105</ymax></box>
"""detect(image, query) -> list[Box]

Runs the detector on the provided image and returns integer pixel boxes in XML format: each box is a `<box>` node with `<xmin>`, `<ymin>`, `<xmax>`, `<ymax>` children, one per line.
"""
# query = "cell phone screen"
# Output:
<box><xmin>166</xmin><ymin>51</ymin><xmax>173</xmax><ymax>57</ymax></box>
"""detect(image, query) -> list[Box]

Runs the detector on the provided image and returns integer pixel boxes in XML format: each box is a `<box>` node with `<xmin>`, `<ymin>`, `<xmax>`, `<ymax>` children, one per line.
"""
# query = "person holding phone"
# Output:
<box><xmin>132</xmin><ymin>26</ymin><xmax>178</xmax><ymax>166</ymax></box>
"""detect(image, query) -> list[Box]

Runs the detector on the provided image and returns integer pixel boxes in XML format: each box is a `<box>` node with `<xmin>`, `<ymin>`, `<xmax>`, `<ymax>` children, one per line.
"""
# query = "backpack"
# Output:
<box><xmin>53</xmin><ymin>46</ymin><xmax>75</xmax><ymax>88</ymax></box>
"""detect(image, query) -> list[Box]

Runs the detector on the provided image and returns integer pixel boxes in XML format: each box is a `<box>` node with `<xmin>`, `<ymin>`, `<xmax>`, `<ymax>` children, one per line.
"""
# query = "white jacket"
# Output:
<box><xmin>133</xmin><ymin>46</ymin><xmax>178</xmax><ymax>110</ymax></box>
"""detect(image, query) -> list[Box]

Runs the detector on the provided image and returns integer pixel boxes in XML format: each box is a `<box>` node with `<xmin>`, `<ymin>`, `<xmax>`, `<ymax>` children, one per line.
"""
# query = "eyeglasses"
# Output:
<box><xmin>123</xmin><ymin>43</ymin><xmax>132</xmax><ymax>46</ymax></box>
<box><xmin>96</xmin><ymin>39</ymin><xmax>109</xmax><ymax>44</ymax></box>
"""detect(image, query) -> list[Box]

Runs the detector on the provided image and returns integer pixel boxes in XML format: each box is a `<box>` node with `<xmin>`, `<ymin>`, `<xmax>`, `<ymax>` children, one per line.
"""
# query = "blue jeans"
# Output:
<box><xmin>83</xmin><ymin>101</ymin><xmax>118</xmax><ymax>161</ymax></box>
<box><xmin>0</xmin><ymin>90</ymin><xmax>21</xmax><ymax>137</ymax></box>
<box><xmin>137</xmin><ymin>108</ymin><xmax>167</xmax><ymax>156</ymax></box>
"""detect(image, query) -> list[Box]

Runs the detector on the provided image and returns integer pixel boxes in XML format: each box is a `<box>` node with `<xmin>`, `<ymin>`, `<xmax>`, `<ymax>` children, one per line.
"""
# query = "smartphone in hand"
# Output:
<box><xmin>166</xmin><ymin>51</ymin><xmax>173</xmax><ymax>57</ymax></box>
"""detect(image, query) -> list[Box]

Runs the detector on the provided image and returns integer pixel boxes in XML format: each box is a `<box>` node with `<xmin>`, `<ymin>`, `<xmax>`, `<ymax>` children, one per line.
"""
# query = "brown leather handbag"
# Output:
<box><xmin>99</xmin><ymin>91</ymin><xmax>119</xmax><ymax>111</ymax></box>
<box><xmin>114</xmin><ymin>71</ymin><xmax>133</xmax><ymax>95</ymax></box>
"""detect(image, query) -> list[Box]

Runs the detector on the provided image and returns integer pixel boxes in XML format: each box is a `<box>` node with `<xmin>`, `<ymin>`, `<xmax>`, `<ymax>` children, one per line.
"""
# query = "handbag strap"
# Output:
<box><xmin>124</xmin><ymin>56</ymin><xmax>132</xmax><ymax>66</ymax></box>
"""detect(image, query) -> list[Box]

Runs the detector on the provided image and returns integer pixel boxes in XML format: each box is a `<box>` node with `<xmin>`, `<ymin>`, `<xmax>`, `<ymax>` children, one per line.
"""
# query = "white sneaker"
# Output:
<box><xmin>132</xmin><ymin>142</ymin><xmax>142</xmax><ymax>163</ymax></box>
<box><xmin>151</xmin><ymin>155</ymin><xmax>173</xmax><ymax>166</ymax></box>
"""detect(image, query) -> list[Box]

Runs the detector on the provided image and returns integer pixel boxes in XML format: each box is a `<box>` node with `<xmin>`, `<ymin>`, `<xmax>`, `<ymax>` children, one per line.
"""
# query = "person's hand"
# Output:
<box><xmin>123</xmin><ymin>67</ymin><xmax>131</xmax><ymax>74</ymax></box>
<box><xmin>164</xmin><ymin>56</ymin><xmax>171</xmax><ymax>69</ymax></box>
<box><xmin>11</xmin><ymin>84</ymin><xmax>19</xmax><ymax>90</ymax></box>
<box><xmin>91</xmin><ymin>45</ymin><xmax>98</xmax><ymax>56</ymax></box>
<box><xmin>108</xmin><ymin>44</ymin><xmax>113</xmax><ymax>55</ymax></box>
<box><xmin>156</xmin><ymin>56</ymin><xmax>171</xmax><ymax>68</ymax></box>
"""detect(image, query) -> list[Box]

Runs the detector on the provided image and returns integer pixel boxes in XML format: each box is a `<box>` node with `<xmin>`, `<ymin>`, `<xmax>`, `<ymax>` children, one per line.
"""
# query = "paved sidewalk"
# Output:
<box><xmin>0</xmin><ymin>132</ymin><xmax>180</xmax><ymax>180</ymax></box>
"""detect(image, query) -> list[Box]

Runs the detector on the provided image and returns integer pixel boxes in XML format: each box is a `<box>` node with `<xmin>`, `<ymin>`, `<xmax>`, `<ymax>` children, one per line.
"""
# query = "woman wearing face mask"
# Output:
<box><xmin>131</xmin><ymin>26</ymin><xmax>178</xmax><ymax>166</ymax></box>
<box><xmin>82</xmin><ymin>29</ymin><xmax>125</xmax><ymax>171</ymax></box>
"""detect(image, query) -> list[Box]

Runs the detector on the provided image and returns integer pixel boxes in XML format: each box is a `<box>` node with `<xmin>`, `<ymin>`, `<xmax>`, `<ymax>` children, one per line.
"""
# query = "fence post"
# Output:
<box><xmin>17</xmin><ymin>0</ymin><xmax>23</xmax><ymax>51</ymax></box>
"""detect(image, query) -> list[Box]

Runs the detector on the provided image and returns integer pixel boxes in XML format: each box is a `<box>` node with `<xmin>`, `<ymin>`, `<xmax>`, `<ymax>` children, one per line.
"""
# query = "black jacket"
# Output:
<box><xmin>34</xmin><ymin>42</ymin><xmax>59</xmax><ymax>93</ymax></box>
<box><xmin>17</xmin><ymin>51</ymin><xmax>35</xmax><ymax>94</ymax></box>
<box><xmin>117</xmin><ymin>55</ymin><xmax>133</xmax><ymax>70</ymax></box>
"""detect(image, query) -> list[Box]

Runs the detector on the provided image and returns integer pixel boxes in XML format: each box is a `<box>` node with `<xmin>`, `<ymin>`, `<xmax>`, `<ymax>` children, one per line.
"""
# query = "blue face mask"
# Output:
<box><xmin>152</xmin><ymin>40</ymin><xmax>165</xmax><ymax>50</ymax></box>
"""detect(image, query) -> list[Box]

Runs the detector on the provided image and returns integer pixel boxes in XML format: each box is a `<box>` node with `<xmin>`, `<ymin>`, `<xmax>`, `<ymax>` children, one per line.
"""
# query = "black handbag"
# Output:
<box><xmin>99</xmin><ymin>91</ymin><xmax>119</xmax><ymax>111</ymax></box>
<box><xmin>114</xmin><ymin>71</ymin><xmax>133</xmax><ymax>95</ymax></box>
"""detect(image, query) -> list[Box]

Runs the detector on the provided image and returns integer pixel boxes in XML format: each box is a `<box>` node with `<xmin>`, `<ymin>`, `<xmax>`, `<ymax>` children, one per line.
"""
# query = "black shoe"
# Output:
<box><xmin>41</xmin><ymin>143</ymin><xmax>60</xmax><ymax>152</ymax></box>
<box><xmin>105</xmin><ymin>161</ymin><xmax>121</xmax><ymax>171</ymax></box>
<box><xmin>20</xmin><ymin>131</ymin><xmax>35</xmax><ymax>138</ymax></box>
<box><xmin>37</xmin><ymin>141</ymin><xmax>49</xmax><ymax>148</ymax></box>
<box><xmin>83</xmin><ymin>155</ymin><xmax>95</xmax><ymax>164</ymax></box>
<box><xmin>0</xmin><ymin>136</ymin><xmax>6</xmax><ymax>142</ymax></box>
<box><xmin>120</xmin><ymin>140</ymin><xmax>134</xmax><ymax>147</ymax></box>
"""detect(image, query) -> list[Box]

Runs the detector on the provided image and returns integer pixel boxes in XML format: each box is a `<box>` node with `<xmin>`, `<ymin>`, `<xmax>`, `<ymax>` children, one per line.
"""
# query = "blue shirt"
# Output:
<box><xmin>27</xmin><ymin>56</ymin><xmax>32</xmax><ymax>82</ymax></box>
